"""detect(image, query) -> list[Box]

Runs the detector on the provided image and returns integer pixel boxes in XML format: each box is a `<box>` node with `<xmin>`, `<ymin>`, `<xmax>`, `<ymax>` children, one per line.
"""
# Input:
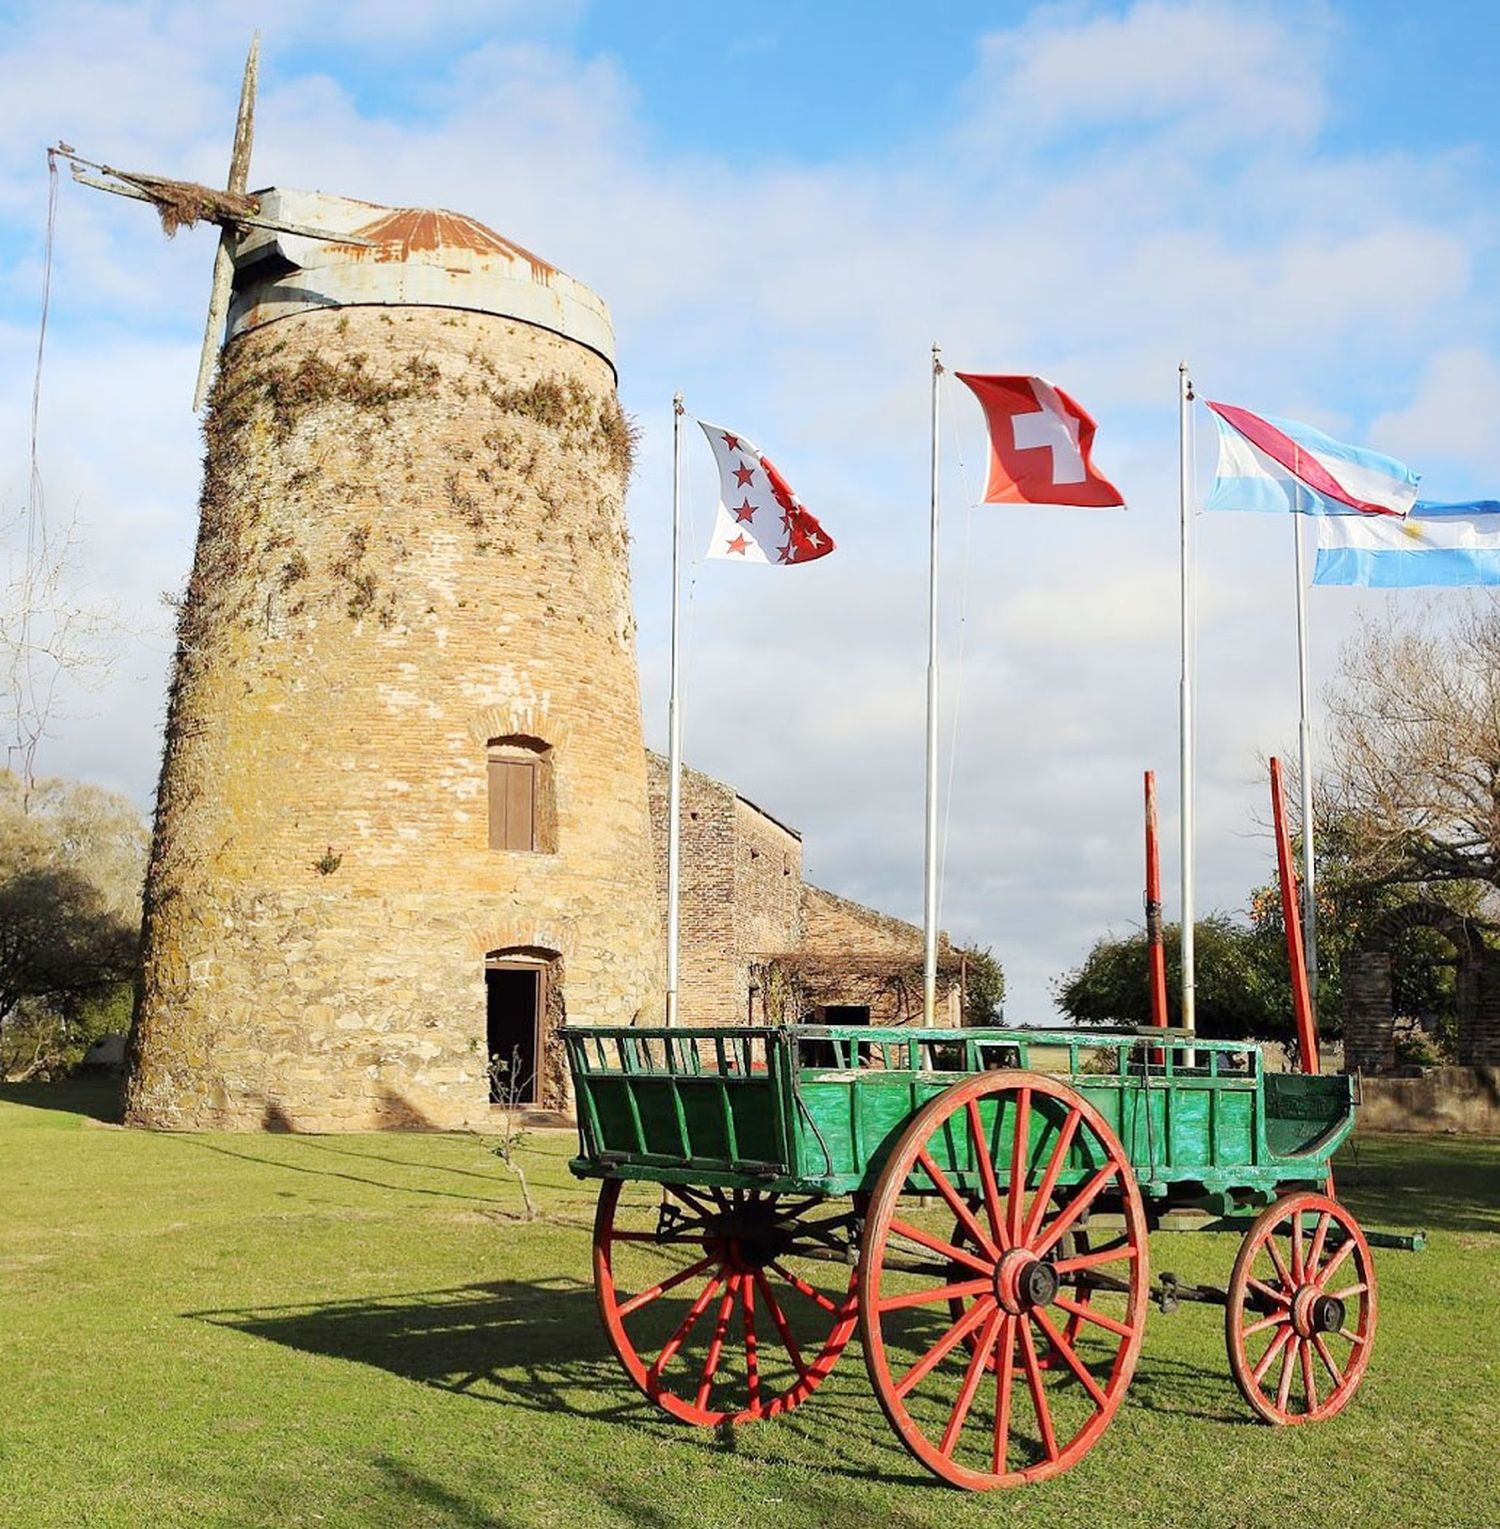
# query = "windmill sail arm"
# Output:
<box><xmin>63</xmin><ymin>155</ymin><xmax>371</xmax><ymax>246</ymax></box>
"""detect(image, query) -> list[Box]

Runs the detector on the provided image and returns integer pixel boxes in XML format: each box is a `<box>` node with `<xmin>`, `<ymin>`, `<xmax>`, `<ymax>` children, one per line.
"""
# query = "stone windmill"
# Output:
<box><xmin>71</xmin><ymin>40</ymin><xmax>664</xmax><ymax>1129</ymax></box>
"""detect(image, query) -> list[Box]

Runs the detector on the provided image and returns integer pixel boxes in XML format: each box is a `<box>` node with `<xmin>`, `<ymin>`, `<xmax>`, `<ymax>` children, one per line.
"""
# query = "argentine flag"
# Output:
<box><xmin>1315</xmin><ymin>502</ymin><xmax>1500</xmax><ymax>587</ymax></box>
<box><xmin>1203</xmin><ymin>401</ymin><xmax>1419</xmax><ymax>519</ymax></box>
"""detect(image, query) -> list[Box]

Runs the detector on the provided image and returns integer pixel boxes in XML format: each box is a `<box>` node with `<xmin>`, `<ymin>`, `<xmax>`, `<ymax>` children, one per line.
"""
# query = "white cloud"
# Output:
<box><xmin>1372</xmin><ymin>347</ymin><xmax>1500</xmax><ymax>482</ymax></box>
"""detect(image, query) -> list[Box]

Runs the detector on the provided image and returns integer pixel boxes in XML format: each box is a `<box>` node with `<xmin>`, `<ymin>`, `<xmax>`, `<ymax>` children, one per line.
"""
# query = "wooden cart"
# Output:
<box><xmin>566</xmin><ymin>1023</ymin><xmax>1418</xmax><ymax>1491</ymax></box>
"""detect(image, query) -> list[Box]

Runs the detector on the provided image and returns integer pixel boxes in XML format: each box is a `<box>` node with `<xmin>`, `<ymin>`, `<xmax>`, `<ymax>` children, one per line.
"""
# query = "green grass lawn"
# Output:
<box><xmin>1</xmin><ymin>1079</ymin><xmax>1494</xmax><ymax>1528</ymax></box>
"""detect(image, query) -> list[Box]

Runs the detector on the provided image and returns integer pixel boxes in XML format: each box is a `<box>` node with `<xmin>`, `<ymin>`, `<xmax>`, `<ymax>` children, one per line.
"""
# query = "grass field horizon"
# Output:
<box><xmin>2</xmin><ymin>1078</ymin><xmax>1494</xmax><ymax>1527</ymax></box>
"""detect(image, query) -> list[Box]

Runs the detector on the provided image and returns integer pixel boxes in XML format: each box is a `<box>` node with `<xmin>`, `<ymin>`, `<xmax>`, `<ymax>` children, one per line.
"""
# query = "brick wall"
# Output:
<box><xmin>647</xmin><ymin>755</ymin><xmax>960</xmax><ymax>1027</ymax></box>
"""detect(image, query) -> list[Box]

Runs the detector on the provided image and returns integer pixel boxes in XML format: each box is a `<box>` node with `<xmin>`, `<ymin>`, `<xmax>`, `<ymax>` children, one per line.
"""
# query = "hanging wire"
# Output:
<box><xmin>29</xmin><ymin>150</ymin><xmax>59</xmax><ymax>553</ymax></box>
<box><xmin>937</xmin><ymin>370</ymin><xmax>981</xmax><ymax>926</ymax></box>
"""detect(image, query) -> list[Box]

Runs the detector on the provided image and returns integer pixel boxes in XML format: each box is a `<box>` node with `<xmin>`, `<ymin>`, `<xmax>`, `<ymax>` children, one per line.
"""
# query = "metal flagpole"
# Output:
<box><xmin>922</xmin><ymin>344</ymin><xmax>943</xmax><ymax>1025</ymax></box>
<box><xmin>1178</xmin><ymin>361</ymin><xmax>1197</xmax><ymax>1047</ymax></box>
<box><xmin>665</xmin><ymin>393</ymin><xmax>685</xmax><ymax>1026</ymax></box>
<box><xmin>1291</xmin><ymin>510</ymin><xmax>1319</xmax><ymax>1021</ymax></box>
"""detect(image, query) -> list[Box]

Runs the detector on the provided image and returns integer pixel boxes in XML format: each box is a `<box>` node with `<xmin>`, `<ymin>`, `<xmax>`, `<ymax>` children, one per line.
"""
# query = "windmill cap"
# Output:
<box><xmin>226</xmin><ymin>187</ymin><xmax>615</xmax><ymax>369</ymax></box>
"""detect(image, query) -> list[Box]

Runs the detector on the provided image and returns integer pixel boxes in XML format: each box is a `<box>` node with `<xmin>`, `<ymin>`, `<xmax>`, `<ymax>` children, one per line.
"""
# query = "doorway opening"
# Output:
<box><xmin>486</xmin><ymin>962</ymin><xmax>542</xmax><ymax>1105</ymax></box>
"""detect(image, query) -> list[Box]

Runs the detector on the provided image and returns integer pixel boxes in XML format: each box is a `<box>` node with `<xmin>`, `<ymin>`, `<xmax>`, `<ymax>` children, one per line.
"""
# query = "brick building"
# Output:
<box><xmin>646</xmin><ymin>756</ymin><xmax>963</xmax><ymax>1029</ymax></box>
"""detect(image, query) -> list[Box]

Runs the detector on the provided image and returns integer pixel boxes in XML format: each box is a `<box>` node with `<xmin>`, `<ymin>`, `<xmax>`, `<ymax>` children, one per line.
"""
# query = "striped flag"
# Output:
<box><xmin>1204</xmin><ymin>402</ymin><xmax>1419</xmax><ymax>518</ymax></box>
<box><xmin>1315</xmin><ymin>501</ymin><xmax>1500</xmax><ymax>587</ymax></box>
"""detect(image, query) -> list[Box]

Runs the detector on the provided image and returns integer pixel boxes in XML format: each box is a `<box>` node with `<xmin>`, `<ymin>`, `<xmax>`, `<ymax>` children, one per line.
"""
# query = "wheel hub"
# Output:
<box><xmin>994</xmin><ymin>1248</ymin><xmax>1058</xmax><ymax>1314</ymax></box>
<box><xmin>1290</xmin><ymin>1284</ymin><xmax>1346</xmax><ymax>1338</ymax></box>
<box><xmin>708</xmin><ymin>1204</ymin><xmax>790</xmax><ymax>1272</ymax></box>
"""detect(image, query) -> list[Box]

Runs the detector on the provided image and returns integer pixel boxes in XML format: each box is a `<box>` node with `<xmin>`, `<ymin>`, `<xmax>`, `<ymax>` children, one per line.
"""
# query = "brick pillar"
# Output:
<box><xmin>1460</xmin><ymin>950</ymin><xmax>1500</xmax><ymax>1065</ymax></box>
<box><xmin>1341</xmin><ymin>949</ymin><xmax>1394</xmax><ymax>1074</ymax></box>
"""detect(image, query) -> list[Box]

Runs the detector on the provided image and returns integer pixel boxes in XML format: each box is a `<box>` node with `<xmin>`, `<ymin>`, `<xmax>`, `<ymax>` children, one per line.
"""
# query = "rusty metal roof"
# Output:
<box><xmin>225</xmin><ymin>188</ymin><xmax>614</xmax><ymax>368</ymax></box>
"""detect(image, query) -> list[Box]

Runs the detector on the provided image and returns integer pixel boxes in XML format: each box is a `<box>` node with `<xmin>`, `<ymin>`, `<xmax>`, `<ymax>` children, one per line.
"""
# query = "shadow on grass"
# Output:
<box><xmin>165</xmin><ymin>1135</ymin><xmax>517</xmax><ymax>1208</ymax></box>
<box><xmin>185</xmin><ymin>1276</ymin><xmax>934</xmax><ymax>1489</ymax></box>
<box><xmin>184</xmin><ymin>1274</ymin><xmax>1250</xmax><ymax>1495</ymax></box>
<box><xmin>0</xmin><ymin>1074</ymin><xmax>122</xmax><ymax>1122</ymax></box>
<box><xmin>1337</xmin><ymin>1133</ymin><xmax>1500</xmax><ymax>1236</ymax></box>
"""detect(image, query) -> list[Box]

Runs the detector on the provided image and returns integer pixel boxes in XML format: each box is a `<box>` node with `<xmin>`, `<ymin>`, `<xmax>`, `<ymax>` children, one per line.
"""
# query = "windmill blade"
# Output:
<box><xmin>194</xmin><ymin>33</ymin><xmax>259</xmax><ymax>412</ymax></box>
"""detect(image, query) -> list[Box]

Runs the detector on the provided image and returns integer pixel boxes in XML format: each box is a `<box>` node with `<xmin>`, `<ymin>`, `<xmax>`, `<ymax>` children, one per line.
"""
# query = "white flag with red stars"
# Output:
<box><xmin>697</xmin><ymin>420</ymin><xmax>835</xmax><ymax>564</ymax></box>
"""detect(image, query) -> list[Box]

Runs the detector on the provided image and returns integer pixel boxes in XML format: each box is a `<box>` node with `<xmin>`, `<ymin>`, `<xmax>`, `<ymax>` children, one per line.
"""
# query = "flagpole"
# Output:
<box><xmin>1292</xmin><ymin>510</ymin><xmax>1319</xmax><ymax>1023</ymax></box>
<box><xmin>922</xmin><ymin>343</ymin><xmax>943</xmax><ymax>1025</ymax></box>
<box><xmin>1178</xmin><ymin>361</ymin><xmax>1197</xmax><ymax>1049</ymax></box>
<box><xmin>665</xmin><ymin>392</ymin><xmax>685</xmax><ymax>1027</ymax></box>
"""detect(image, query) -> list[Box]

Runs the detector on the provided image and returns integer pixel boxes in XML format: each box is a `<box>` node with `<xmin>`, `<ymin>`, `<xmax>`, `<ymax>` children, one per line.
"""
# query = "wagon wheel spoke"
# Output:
<box><xmin>767</xmin><ymin>1260</ymin><xmax>843</xmax><ymax>1314</ymax></box>
<box><xmin>892</xmin><ymin>1296</ymin><xmax>997</xmax><ymax>1400</ymax></box>
<box><xmin>1241</xmin><ymin>1309</ymin><xmax>1289</xmax><ymax>1339</ymax></box>
<box><xmin>1251</xmin><ymin>1324</ymin><xmax>1295</xmax><ymax>1387</ymax></box>
<box><xmin>1316</xmin><ymin>1238</ymin><xmax>1356</xmax><ymax>1287</ymax></box>
<box><xmin>1274</xmin><ymin>1337</ymin><xmax>1297</xmax><ymax>1413</ymax></box>
<box><xmin>965</xmin><ymin>1099</ymin><xmax>1007</xmax><ymax>1249</ymax></box>
<box><xmin>694</xmin><ymin>1277</ymin><xmax>740</xmax><ymax>1410</ymax></box>
<box><xmin>1312</xmin><ymin>1333</ymin><xmax>1344</xmax><ymax>1388</ymax></box>
<box><xmin>751</xmin><ymin>1268</ymin><xmax>808</xmax><ymax>1379</ymax></box>
<box><xmin>992</xmin><ymin>1314</ymin><xmax>1017</xmax><ymax>1476</ymax></box>
<box><xmin>1053</xmin><ymin>1292</ymin><xmax>1134</xmax><ymax>1340</ymax></box>
<box><xmin>649</xmin><ymin>1271</ymin><xmax>724</xmax><ymax>1384</ymax></box>
<box><xmin>939</xmin><ymin>1305</ymin><xmax>1003</xmax><ymax>1458</ymax></box>
<box><xmin>1054</xmin><ymin>1241</ymin><xmax>1136</xmax><ymax>1277</ymax></box>
<box><xmin>616</xmin><ymin>1255</ymin><xmax>716</xmax><ymax>1318</ymax></box>
<box><xmin>741</xmin><ymin>1274</ymin><xmax>763</xmax><ymax>1415</ymax></box>
<box><xmin>1306</xmin><ymin>1210</ymin><xmax>1331</xmax><ymax>1281</ymax></box>
<box><xmin>917</xmin><ymin>1148</ymin><xmax>999</xmax><ymax>1262</ymax></box>
<box><xmin>664</xmin><ymin>1183</ymin><xmax>718</xmax><ymax>1219</ymax></box>
<box><xmin>1018</xmin><ymin>1312</ymin><xmax>1059</xmax><ymax>1461</ymax></box>
<box><xmin>1032</xmin><ymin>1160</ymin><xmax>1119</xmax><ymax>1258</ymax></box>
<box><xmin>1300</xmin><ymin>1338</ymin><xmax>1318</xmax><ymax>1413</ymax></box>
<box><xmin>1006</xmin><ymin>1086</ymin><xmax>1031</xmax><ymax>1246</ymax></box>
<box><xmin>887</xmin><ymin>1215</ymin><xmax>994</xmax><ymax>1276</ymax></box>
<box><xmin>1021</xmin><ymin>1109</ymin><xmax>1081</xmax><ymax>1245</ymax></box>
<box><xmin>1032</xmin><ymin>1305</ymin><xmax>1108</xmax><ymax>1409</ymax></box>
<box><xmin>877</xmin><ymin>1277</ymin><xmax>993</xmax><ymax>1314</ymax></box>
<box><xmin>1245</xmin><ymin>1275</ymin><xmax>1291</xmax><ymax>1308</ymax></box>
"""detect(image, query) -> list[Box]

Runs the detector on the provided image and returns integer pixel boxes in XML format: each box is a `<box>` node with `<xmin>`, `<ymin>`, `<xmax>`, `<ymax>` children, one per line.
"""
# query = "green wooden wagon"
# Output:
<box><xmin>566</xmin><ymin>1023</ymin><xmax>1415</xmax><ymax>1491</ymax></box>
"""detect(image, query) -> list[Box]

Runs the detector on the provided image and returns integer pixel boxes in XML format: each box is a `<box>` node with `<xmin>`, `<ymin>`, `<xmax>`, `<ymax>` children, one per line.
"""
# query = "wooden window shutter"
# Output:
<box><xmin>488</xmin><ymin>759</ymin><xmax>537</xmax><ymax>851</ymax></box>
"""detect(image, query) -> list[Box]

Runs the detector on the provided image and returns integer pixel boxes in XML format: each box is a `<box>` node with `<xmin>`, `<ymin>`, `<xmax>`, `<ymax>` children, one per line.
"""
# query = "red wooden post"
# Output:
<box><xmin>1144</xmin><ymin>771</ymin><xmax>1169</xmax><ymax>1037</ymax></box>
<box><xmin>1270</xmin><ymin>756</ymin><xmax>1319</xmax><ymax>1076</ymax></box>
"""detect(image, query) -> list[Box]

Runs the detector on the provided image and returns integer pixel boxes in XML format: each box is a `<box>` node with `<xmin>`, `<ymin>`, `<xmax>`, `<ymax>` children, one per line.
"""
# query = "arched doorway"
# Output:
<box><xmin>484</xmin><ymin>946</ymin><xmax>566</xmax><ymax>1109</ymax></box>
<box><xmin>1341</xmin><ymin>903</ymin><xmax>1496</xmax><ymax>1073</ymax></box>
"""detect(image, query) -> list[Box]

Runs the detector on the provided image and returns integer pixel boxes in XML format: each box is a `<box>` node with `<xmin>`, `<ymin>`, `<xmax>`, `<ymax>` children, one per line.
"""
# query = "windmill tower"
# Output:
<box><xmin>78</xmin><ymin>44</ymin><xmax>663</xmax><ymax>1129</ymax></box>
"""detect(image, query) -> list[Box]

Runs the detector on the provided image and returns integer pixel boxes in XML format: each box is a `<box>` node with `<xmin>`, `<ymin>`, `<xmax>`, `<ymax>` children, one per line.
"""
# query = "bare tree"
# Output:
<box><xmin>1</xmin><ymin>507</ymin><xmax>122</xmax><ymax>804</ymax></box>
<box><xmin>480</xmin><ymin>1046</ymin><xmax>537</xmax><ymax>1220</ymax></box>
<box><xmin>1322</xmin><ymin>595</ymin><xmax>1500</xmax><ymax>908</ymax></box>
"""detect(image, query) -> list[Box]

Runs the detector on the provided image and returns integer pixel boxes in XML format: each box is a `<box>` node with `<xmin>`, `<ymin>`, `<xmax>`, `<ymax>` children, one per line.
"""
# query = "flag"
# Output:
<box><xmin>697</xmin><ymin>420</ymin><xmax>834</xmax><ymax>564</ymax></box>
<box><xmin>1204</xmin><ymin>402</ymin><xmax>1418</xmax><ymax>518</ymax></box>
<box><xmin>1315</xmin><ymin>501</ymin><xmax>1500</xmax><ymax>586</ymax></box>
<box><xmin>955</xmin><ymin>373</ymin><xmax>1124</xmax><ymax>508</ymax></box>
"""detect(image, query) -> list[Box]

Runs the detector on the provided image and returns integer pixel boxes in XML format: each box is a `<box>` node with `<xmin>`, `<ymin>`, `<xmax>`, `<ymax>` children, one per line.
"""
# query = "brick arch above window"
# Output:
<box><xmin>487</xmin><ymin>734</ymin><xmax>557</xmax><ymax>854</ymax></box>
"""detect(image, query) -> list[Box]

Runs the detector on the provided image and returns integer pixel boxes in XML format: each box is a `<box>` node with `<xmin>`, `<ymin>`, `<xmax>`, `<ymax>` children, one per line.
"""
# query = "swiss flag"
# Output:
<box><xmin>956</xmin><ymin>373</ymin><xmax>1124</xmax><ymax>509</ymax></box>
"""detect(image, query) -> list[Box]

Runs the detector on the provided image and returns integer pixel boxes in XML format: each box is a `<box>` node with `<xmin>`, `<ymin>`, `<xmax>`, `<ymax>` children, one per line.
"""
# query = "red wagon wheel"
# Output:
<box><xmin>1225</xmin><ymin>1191</ymin><xmax>1377</xmax><ymax>1426</ymax></box>
<box><xmin>859</xmin><ymin>1071</ymin><xmax>1149</xmax><ymax>1491</ymax></box>
<box><xmin>593</xmin><ymin>1178</ymin><xmax>859</xmax><ymax>1427</ymax></box>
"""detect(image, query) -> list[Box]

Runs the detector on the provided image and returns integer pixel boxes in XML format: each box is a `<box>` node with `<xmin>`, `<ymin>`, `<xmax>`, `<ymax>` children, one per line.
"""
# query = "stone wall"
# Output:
<box><xmin>126</xmin><ymin>304</ymin><xmax>664</xmax><ymax>1131</ymax></box>
<box><xmin>1356</xmin><ymin>1067</ymin><xmax>1500</xmax><ymax>1136</ymax></box>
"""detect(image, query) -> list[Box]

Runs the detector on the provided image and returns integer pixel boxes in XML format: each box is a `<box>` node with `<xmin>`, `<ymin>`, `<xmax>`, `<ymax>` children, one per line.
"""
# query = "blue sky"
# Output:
<box><xmin>3</xmin><ymin>0</ymin><xmax>1500</xmax><ymax>1021</ymax></box>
